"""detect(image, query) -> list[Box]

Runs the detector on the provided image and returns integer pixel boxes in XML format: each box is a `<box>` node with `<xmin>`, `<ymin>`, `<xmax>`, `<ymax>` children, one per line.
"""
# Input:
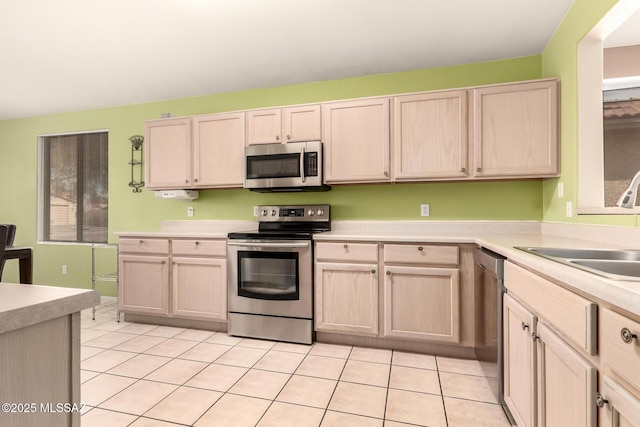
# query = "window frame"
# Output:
<box><xmin>37</xmin><ymin>129</ymin><xmax>109</xmax><ymax>244</ymax></box>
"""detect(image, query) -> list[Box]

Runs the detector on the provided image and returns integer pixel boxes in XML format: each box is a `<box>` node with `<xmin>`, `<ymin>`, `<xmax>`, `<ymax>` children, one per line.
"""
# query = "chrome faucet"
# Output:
<box><xmin>616</xmin><ymin>170</ymin><xmax>640</xmax><ymax>208</ymax></box>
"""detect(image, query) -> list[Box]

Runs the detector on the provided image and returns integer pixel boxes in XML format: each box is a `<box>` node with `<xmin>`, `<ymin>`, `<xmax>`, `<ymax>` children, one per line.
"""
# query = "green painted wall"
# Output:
<box><xmin>541</xmin><ymin>0</ymin><xmax>635</xmax><ymax>225</ymax></box>
<box><xmin>0</xmin><ymin>56</ymin><xmax>543</xmax><ymax>293</ymax></box>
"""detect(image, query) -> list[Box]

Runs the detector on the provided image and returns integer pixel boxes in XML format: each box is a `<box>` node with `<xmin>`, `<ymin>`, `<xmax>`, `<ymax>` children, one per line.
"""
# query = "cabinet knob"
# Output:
<box><xmin>595</xmin><ymin>393</ymin><xmax>609</xmax><ymax>408</ymax></box>
<box><xmin>185</xmin><ymin>179</ymin><xmax>189</xmax><ymax>184</ymax></box>
<box><xmin>384</xmin><ymin>171</ymin><xmax>389</xmax><ymax>177</ymax></box>
<box><xmin>476</xmin><ymin>167</ymin><xmax>482</xmax><ymax>172</ymax></box>
<box><xmin>139</xmin><ymin>240</ymin><xmax>144</xmax><ymax>244</ymax></box>
<box><xmin>343</xmin><ymin>244</ymin><xmax>348</xmax><ymax>249</ymax></box>
<box><xmin>522</xmin><ymin>322</ymin><xmax>529</xmax><ymax>331</ymax></box>
<box><xmin>195</xmin><ymin>241</ymin><xmax>200</xmax><ymax>246</ymax></box>
<box><xmin>371</xmin><ymin>269</ymin><xmax>376</xmax><ymax>274</ymax></box>
<box><xmin>386</xmin><ymin>271</ymin><xmax>391</xmax><ymax>276</ymax></box>
<box><xmin>275</xmin><ymin>135</ymin><xmax>280</xmax><ymax>141</ymax></box>
<box><xmin>418</xmin><ymin>246</ymin><xmax>423</xmax><ymax>251</ymax></box>
<box><xmin>621</xmin><ymin>327</ymin><xmax>638</xmax><ymax>343</ymax></box>
<box><xmin>286</xmin><ymin>134</ymin><xmax>291</xmax><ymax>140</ymax></box>
<box><xmin>461</xmin><ymin>167</ymin><xmax>466</xmax><ymax>173</ymax></box>
<box><xmin>194</xmin><ymin>178</ymin><xmax>198</xmax><ymax>183</ymax></box>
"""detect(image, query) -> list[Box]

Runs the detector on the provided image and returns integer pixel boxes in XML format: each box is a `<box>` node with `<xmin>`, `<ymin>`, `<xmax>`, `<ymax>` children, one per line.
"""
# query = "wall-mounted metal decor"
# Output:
<box><xmin>128</xmin><ymin>135</ymin><xmax>144</xmax><ymax>193</ymax></box>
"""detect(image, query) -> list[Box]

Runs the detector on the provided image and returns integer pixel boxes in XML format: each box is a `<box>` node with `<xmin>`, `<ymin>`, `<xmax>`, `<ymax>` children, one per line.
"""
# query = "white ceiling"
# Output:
<box><xmin>0</xmin><ymin>0</ymin><xmax>586</xmax><ymax>120</ymax></box>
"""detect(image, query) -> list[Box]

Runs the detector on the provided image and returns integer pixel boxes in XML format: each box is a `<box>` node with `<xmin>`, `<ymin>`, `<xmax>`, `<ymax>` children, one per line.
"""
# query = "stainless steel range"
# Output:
<box><xmin>227</xmin><ymin>205</ymin><xmax>330</xmax><ymax>344</ymax></box>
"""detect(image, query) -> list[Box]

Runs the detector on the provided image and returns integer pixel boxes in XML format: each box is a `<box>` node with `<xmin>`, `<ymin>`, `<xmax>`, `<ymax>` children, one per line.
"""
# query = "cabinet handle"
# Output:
<box><xmin>418</xmin><ymin>246</ymin><xmax>423</xmax><ymax>251</ymax></box>
<box><xmin>621</xmin><ymin>327</ymin><xmax>638</xmax><ymax>343</ymax></box>
<box><xmin>595</xmin><ymin>393</ymin><xmax>609</xmax><ymax>408</ymax></box>
<box><xmin>522</xmin><ymin>322</ymin><xmax>529</xmax><ymax>331</ymax></box>
<box><xmin>461</xmin><ymin>167</ymin><xmax>466</xmax><ymax>173</ymax></box>
<box><xmin>371</xmin><ymin>269</ymin><xmax>376</xmax><ymax>274</ymax></box>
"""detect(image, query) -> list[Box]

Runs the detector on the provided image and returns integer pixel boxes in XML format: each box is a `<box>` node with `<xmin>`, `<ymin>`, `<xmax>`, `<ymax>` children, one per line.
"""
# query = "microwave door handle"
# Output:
<box><xmin>300</xmin><ymin>147</ymin><xmax>306</xmax><ymax>183</ymax></box>
<box><xmin>227</xmin><ymin>241</ymin><xmax>310</xmax><ymax>249</ymax></box>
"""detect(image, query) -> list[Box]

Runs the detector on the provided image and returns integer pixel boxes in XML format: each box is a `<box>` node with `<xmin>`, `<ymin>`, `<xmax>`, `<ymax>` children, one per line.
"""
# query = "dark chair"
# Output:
<box><xmin>0</xmin><ymin>225</ymin><xmax>8</xmax><ymax>281</ymax></box>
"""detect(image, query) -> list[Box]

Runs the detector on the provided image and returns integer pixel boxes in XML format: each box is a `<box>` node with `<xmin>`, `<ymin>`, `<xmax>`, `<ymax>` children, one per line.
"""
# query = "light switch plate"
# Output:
<box><xmin>557</xmin><ymin>182</ymin><xmax>564</xmax><ymax>198</ymax></box>
<box><xmin>566</xmin><ymin>201</ymin><xmax>572</xmax><ymax>217</ymax></box>
<box><xmin>421</xmin><ymin>204</ymin><xmax>430</xmax><ymax>217</ymax></box>
<box><xmin>187</xmin><ymin>206</ymin><xmax>194</xmax><ymax>217</ymax></box>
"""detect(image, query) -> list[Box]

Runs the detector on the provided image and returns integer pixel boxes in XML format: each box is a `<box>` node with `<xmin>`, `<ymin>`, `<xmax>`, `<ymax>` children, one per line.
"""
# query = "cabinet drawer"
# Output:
<box><xmin>504</xmin><ymin>262</ymin><xmax>597</xmax><ymax>355</ymax></box>
<box><xmin>602</xmin><ymin>308</ymin><xmax>640</xmax><ymax>391</ymax></box>
<box><xmin>119</xmin><ymin>238</ymin><xmax>170</xmax><ymax>255</ymax></box>
<box><xmin>384</xmin><ymin>244</ymin><xmax>458</xmax><ymax>265</ymax></box>
<box><xmin>172</xmin><ymin>239</ymin><xmax>226</xmax><ymax>257</ymax></box>
<box><xmin>315</xmin><ymin>242</ymin><xmax>378</xmax><ymax>263</ymax></box>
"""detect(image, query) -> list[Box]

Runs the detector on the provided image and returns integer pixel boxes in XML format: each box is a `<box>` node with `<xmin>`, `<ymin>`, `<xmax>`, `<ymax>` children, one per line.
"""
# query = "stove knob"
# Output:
<box><xmin>307</xmin><ymin>209</ymin><xmax>315</xmax><ymax>216</ymax></box>
<box><xmin>317</xmin><ymin>209</ymin><xmax>325</xmax><ymax>216</ymax></box>
<box><xmin>261</xmin><ymin>209</ymin><xmax>268</xmax><ymax>216</ymax></box>
<box><xmin>271</xmin><ymin>209</ymin><xmax>277</xmax><ymax>216</ymax></box>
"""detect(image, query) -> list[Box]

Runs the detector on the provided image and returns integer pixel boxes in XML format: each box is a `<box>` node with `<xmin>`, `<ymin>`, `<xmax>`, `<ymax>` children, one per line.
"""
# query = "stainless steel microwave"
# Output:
<box><xmin>244</xmin><ymin>141</ymin><xmax>330</xmax><ymax>192</ymax></box>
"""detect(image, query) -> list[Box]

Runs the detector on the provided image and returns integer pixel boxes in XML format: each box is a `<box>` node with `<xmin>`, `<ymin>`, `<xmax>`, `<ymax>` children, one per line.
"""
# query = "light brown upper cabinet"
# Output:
<box><xmin>145</xmin><ymin>117</ymin><xmax>192</xmax><ymax>189</ymax></box>
<box><xmin>392</xmin><ymin>90</ymin><xmax>468</xmax><ymax>180</ymax></box>
<box><xmin>145</xmin><ymin>112</ymin><xmax>245</xmax><ymax>189</ymax></box>
<box><xmin>472</xmin><ymin>79</ymin><xmax>559</xmax><ymax>178</ymax></box>
<box><xmin>192</xmin><ymin>112</ymin><xmax>245</xmax><ymax>187</ymax></box>
<box><xmin>246</xmin><ymin>105</ymin><xmax>321</xmax><ymax>145</ymax></box>
<box><xmin>322</xmin><ymin>97</ymin><xmax>390</xmax><ymax>183</ymax></box>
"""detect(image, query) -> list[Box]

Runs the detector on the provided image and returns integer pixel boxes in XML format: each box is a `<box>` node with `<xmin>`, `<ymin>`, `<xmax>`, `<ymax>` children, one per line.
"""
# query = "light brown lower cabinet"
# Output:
<box><xmin>503</xmin><ymin>293</ymin><xmax>537</xmax><ymax>427</ymax></box>
<box><xmin>119</xmin><ymin>254</ymin><xmax>170</xmax><ymax>316</ymax></box>
<box><xmin>172</xmin><ymin>257</ymin><xmax>227</xmax><ymax>321</ymax></box>
<box><xmin>118</xmin><ymin>237</ymin><xmax>227</xmax><ymax>322</ymax></box>
<box><xmin>383</xmin><ymin>266</ymin><xmax>459</xmax><ymax>343</ymax></box>
<box><xmin>314</xmin><ymin>261</ymin><xmax>379</xmax><ymax>336</ymax></box>
<box><xmin>599</xmin><ymin>376</ymin><xmax>640</xmax><ymax>427</ymax></box>
<box><xmin>503</xmin><ymin>293</ymin><xmax>597</xmax><ymax>427</ymax></box>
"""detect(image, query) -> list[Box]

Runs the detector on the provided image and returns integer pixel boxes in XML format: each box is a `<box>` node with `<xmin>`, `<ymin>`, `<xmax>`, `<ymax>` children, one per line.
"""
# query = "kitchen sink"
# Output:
<box><xmin>521</xmin><ymin>247</ymin><xmax>640</xmax><ymax>261</ymax></box>
<box><xmin>568</xmin><ymin>259</ymin><xmax>640</xmax><ymax>279</ymax></box>
<box><xmin>515</xmin><ymin>246</ymin><xmax>640</xmax><ymax>281</ymax></box>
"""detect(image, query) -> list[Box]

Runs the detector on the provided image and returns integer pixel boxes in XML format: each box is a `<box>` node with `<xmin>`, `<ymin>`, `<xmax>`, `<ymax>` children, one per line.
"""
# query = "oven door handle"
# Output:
<box><xmin>227</xmin><ymin>241</ymin><xmax>310</xmax><ymax>249</ymax></box>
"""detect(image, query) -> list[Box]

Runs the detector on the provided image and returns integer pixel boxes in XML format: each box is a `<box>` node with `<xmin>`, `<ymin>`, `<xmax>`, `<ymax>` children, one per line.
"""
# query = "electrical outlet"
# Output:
<box><xmin>253</xmin><ymin>206</ymin><xmax>259</xmax><ymax>217</ymax></box>
<box><xmin>187</xmin><ymin>206</ymin><xmax>194</xmax><ymax>217</ymax></box>
<box><xmin>557</xmin><ymin>182</ymin><xmax>564</xmax><ymax>198</ymax></box>
<box><xmin>420</xmin><ymin>204</ymin><xmax>430</xmax><ymax>217</ymax></box>
<box><xmin>62</xmin><ymin>265</ymin><xmax>67</xmax><ymax>275</ymax></box>
<box><xmin>566</xmin><ymin>201</ymin><xmax>572</xmax><ymax>217</ymax></box>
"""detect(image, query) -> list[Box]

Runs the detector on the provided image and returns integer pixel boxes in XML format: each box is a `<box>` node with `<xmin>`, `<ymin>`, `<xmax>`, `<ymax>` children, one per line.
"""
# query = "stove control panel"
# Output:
<box><xmin>256</xmin><ymin>205</ymin><xmax>330</xmax><ymax>222</ymax></box>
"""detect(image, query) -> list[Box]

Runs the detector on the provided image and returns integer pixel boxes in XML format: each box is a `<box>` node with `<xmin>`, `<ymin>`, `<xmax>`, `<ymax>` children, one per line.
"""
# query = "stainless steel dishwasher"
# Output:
<box><xmin>473</xmin><ymin>247</ymin><xmax>514</xmax><ymax>424</ymax></box>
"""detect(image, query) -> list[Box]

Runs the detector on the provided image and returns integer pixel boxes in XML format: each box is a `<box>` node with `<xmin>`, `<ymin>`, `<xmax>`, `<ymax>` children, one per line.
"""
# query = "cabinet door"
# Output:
<box><xmin>246</xmin><ymin>108</ymin><xmax>282</xmax><ymax>145</ymax></box>
<box><xmin>119</xmin><ymin>254</ymin><xmax>169</xmax><ymax>315</ymax></box>
<box><xmin>503</xmin><ymin>294</ymin><xmax>537</xmax><ymax>427</ymax></box>
<box><xmin>282</xmin><ymin>105</ymin><xmax>321</xmax><ymax>142</ymax></box>
<box><xmin>193</xmin><ymin>112</ymin><xmax>245</xmax><ymax>187</ymax></box>
<box><xmin>172</xmin><ymin>257</ymin><xmax>227</xmax><ymax>321</ymax></box>
<box><xmin>322</xmin><ymin>98</ymin><xmax>390</xmax><ymax>183</ymax></box>
<box><xmin>536</xmin><ymin>322</ymin><xmax>597</xmax><ymax>427</ymax></box>
<box><xmin>315</xmin><ymin>262</ymin><xmax>378</xmax><ymax>336</ymax></box>
<box><xmin>144</xmin><ymin>117</ymin><xmax>192</xmax><ymax>189</ymax></box>
<box><xmin>383</xmin><ymin>266</ymin><xmax>460</xmax><ymax>343</ymax></box>
<box><xmin>600</xmin><ymin>376</ymin><xmax>640</xmax><ymax>427</ymax></box>
<box><xmin>472</xmin><ymin>79</ymin><xmax>558</xmax><ymax>178</ymax></box>
<box><xmin>393</xmin><ymin>91</ymin><xmax>468</xmax><ymax>180</ymax></box>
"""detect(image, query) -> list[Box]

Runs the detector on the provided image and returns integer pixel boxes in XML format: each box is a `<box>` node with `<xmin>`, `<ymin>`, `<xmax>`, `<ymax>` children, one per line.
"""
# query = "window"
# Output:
<box><xmin>38</xmin><ymin>131</ymin><xmax>108</xmax><ymax>243</ymax></box>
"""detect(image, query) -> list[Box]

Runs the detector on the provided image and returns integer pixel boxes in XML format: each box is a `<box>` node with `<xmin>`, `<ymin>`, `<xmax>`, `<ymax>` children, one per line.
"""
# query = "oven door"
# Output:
<box><xmin>227</xmin><ymin>239</ymin><xmax>312</xmax><ymax>318</ymax></box>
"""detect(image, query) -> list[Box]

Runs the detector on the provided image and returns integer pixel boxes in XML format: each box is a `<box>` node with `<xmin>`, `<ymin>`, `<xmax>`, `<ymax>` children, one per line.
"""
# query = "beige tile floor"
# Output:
<box><xmin>80</xmin><ymin>301</ymin><xmax>512</xmax><ymax>426</ymax></box>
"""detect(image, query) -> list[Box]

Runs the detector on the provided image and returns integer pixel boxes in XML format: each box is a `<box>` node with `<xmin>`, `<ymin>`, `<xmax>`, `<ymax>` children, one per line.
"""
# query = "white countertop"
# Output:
<box><xmin>0</xmin><ymin>283</ymin><xmax>100</xmax><ymax>334</ymax></box>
